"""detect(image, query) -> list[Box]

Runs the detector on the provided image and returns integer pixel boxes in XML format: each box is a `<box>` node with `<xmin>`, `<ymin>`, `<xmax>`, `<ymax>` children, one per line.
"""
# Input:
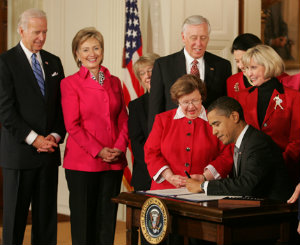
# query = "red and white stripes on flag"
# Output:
<box><xmin>122</xmin><ymin>0</ymin><xmax>143</xmax><ymax>191</ymax></box>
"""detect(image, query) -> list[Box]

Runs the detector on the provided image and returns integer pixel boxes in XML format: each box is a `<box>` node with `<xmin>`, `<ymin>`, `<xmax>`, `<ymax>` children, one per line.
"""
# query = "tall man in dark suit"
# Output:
<box><xmin>0</xmin><ymin>8</ymin><xmax>65</xmax><ymax>245</ymax></box>
<box><xmin>186</xmin><ymin>96</ymin><xmax>292</xmax><ymax>201</ymax></box>
<box><xmin>148</xmin><ymin>15</ymin><xmax>232</xmax><ymax>130</ymax></box>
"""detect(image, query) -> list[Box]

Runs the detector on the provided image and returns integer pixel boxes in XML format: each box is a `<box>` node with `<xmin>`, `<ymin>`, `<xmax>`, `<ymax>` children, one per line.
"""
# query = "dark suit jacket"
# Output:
<box><xmin>128</xmin><ymin>93</ymin><xmax>151</xmax><ymax>190</ymax></box>
<box><xmin>207</xmin><ymin>126</ymin><xmax>292</xmax><ymax>201</ymax></box>
<box><xmin>148</xmin><ymin>49</ymin><xmax>232</xmax><ymax>130</ymax></box>
<box><xmin>0</xmin><ymin>43</ymin><xmax>66</xmax><ymax>169</ymax></box>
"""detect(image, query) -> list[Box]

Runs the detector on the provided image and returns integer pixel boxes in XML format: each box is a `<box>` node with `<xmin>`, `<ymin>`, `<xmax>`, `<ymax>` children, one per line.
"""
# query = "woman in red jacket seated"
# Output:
<box><xmin>144</xmin><ymin>74</ymin><xmax>233</xmax><ymax>190</ymax></box>
<box><xmin>237</xmin><ymin>44</ymin><xmax>300</xmax><ymax>185</ymax></box>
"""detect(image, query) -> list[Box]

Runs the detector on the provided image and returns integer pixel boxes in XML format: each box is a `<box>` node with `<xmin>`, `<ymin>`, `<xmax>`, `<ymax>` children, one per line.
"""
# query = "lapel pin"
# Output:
<box><xmin>45</xmin><ymin>61</ymin><xmax>48</xmax><ymax>65</ymax></box>
<box><xmin>210</xmin><ymin>67</ymin><xmax>214</xmax><ymax>71</ymax></box>
<box><xmin>273</xmin><ymin>95</ymin><xmax>283</xmax><ymax>110</ymax></box>
<box><xmin>234</xmin><ymin>82</ymin><xmax>239</xmax><ymax>92</ymax></box>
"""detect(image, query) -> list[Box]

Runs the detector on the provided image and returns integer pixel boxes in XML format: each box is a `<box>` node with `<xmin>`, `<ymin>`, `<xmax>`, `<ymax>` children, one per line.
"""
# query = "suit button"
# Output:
<box><xmin>188</xmin><ymin>120</ymin><xmax>192</xmax><ymax>124</ymax></box>
<box><xmin>185</xmin><ymin>163</ymin><xmax>190</xmax><ymax>167</ymax></box>
<box><xmin>186</xmin><ymin>147</ymin><xmax>190</xmax><ymax>152</ymax></box>
<box><xmin>263</xmin><ymin>123</ymin><xmax>267</xmax><ymax>127</ymax></box>
<box><xmin>187</xmin><ymin>133</ymin><xmax>191</xmax><ymax>136</ymax></box>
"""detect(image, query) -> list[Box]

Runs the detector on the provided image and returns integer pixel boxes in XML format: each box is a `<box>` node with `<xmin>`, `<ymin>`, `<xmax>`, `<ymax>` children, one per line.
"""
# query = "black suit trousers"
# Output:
<box><xmin>65</xmin><ymin>169</ymin><xmax>123</xmax><ymax>245</ymax></box>
<box><xmin>2</xmin><ymin>162</ymin><xmax>58</xmax><ymax>245</ymax></box>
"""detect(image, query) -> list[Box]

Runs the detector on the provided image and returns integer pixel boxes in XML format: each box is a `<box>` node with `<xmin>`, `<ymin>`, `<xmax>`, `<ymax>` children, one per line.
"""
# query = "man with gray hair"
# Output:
<box><xmin>0</xmin><ymin>8</ymin><xmax>65</xmax><ymax>245</ymax></box>
<box><xmin>148</xmin><ymin>15</ymin><xmax>232</xmax><ymax>131</ymax></box>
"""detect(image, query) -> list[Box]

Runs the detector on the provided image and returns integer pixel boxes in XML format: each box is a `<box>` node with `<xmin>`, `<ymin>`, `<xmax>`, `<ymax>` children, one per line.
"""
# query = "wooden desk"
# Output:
<box><xmin>112</xmin><ymin>192</ymin><xmax>299</xmax><ymax>245</ymax></box>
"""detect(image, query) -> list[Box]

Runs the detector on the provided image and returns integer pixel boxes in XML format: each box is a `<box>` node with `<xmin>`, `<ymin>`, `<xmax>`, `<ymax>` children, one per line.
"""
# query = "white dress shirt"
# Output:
<box><xmin>184</xmin><ymin>48</ymin><xmax>205</xmax><ymax>82</ymax></box>
<box><xmin>20</xmin><ymin>41</ymin><xmax>61</xmax><ymax>145</ymax></box>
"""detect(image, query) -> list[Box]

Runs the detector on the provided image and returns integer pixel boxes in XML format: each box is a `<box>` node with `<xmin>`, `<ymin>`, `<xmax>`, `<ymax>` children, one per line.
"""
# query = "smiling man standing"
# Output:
<box><xmin>148</xmin><ymin>15</ymin><xmax>232</xmax><ymax>131</ymax></box>
<box><xmin>0</xmin><ymin>8</ymin><xmax>65</xmax><ymax>245</ymax></box>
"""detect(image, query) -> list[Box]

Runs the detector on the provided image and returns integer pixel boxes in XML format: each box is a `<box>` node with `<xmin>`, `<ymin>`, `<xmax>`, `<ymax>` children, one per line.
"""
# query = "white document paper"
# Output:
<box><xmin>138</xmin><ymin>188</ymin><xmax>228</xmax><ymax>202</ymax></box>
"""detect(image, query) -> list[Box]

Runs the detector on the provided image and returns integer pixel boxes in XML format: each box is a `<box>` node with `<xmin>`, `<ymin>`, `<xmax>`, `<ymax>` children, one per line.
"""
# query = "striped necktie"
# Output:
<box><xmin>31</xmin><ymin>53</ymin><xmax>45</xmax><ymax>96</ymax></box>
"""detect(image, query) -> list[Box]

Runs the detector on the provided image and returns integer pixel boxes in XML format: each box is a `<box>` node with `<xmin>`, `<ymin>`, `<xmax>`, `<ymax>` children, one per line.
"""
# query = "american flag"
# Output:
<box><xmin>122</xmin><ymin>0</ymin><xmax>143</xmax><ymax>191</ymax></box>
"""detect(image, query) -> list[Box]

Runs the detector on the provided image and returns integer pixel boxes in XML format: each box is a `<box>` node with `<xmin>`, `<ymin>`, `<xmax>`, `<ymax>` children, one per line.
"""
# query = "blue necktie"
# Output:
<box><xmin>31</xmin><ymin>53</ymin><xmax>45</xmax><ymax>96</ymax></box>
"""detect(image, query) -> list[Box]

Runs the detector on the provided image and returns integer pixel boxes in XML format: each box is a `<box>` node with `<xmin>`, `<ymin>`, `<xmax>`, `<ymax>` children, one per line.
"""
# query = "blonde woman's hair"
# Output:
<box><xmin>133</xmin><ymin>53</ymin><xmax>160</xmax><ymax>82</ymax></box>
<box><xmin>242</xmin><ymin>44</ymin><xmax>284</xmax><ymax>79</ymax></box>
<box><xmin>72</xmin><ymin>27</ymin><xmax>104</xmax><ymax>68</ymax></box>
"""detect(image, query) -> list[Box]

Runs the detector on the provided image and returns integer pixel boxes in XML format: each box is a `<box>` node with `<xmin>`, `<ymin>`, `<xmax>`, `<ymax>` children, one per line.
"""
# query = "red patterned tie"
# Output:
<box><xmin>190</xmin><ymin>60</ymin><xmax>200</xmax><ymax>79</ymax></box>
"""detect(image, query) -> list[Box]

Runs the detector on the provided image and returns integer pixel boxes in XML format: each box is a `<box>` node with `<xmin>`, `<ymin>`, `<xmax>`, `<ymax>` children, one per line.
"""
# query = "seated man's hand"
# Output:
<box><xmin>287</xmin><ymin>183</ymin><xmax>300</xmax><ymax>204</ymax></box>
<box><xmin>186</xmin><ymin>178</ymin><xmax>204</xmax><ymax>193</ymax></box>
<box><xmin>190</xmin><ymin>174</ymin><xmax>206</xmax><ymax>182</ymax></box>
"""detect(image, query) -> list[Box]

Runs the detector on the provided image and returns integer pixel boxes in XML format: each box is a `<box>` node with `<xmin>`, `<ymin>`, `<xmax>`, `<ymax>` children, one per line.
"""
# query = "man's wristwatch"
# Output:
<box><xmin>201</xmin><ymin>181</ymin><xmax>205</xmax><ymax>193</ymax></box>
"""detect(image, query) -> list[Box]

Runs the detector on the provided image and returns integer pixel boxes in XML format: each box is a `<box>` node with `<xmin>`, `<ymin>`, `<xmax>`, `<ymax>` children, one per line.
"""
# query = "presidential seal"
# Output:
<box><xmin>140</xmin><ymin>197</ymin><xmax>169</xmax><ymax>244</ymax></box>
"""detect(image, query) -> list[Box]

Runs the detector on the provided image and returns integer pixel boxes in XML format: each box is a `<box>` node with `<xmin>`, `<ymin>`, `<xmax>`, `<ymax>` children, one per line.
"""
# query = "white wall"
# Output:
<box><xmin>244</xmin><ymin>0</ymin><xmax>261</xmax><ymax>37</ymax></box>
<box><xmin>7</xmin><ymin>0</ymin><xmax>261</xmax><ymax>220</ymax></box>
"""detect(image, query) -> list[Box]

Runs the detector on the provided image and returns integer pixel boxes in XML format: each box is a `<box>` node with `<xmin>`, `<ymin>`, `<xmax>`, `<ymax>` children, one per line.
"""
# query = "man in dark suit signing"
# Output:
<box><xmin>148</xmin><ymin>15</ymin><xmax>232</xmax><ymax>131</ymax></box>
<box><xmin>0</xmin><ymin>8</ymin><xmax>65</xmax><ymax>245</ymax></box>
<box><xmin>186</xmin><ymin>96</ymin><xmax>292</xmax><ymax>201</ymax></box>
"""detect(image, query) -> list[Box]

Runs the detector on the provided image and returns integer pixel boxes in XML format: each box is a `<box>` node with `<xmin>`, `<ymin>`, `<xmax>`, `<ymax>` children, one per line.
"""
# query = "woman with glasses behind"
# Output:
<box><xmin>144</xmin><ymin>74</ymin><xmax>233</xmax><ymax>190</ymax></box>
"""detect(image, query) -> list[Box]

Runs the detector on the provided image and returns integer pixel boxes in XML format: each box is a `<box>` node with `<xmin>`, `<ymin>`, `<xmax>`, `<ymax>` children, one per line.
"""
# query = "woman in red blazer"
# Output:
<box><xmin>236</xmin><ymin>44</ymin><xmax>300</xmax><ymax>185</ymax></box>
<box><xmin>226</xmin><ymin>33</ymin><xmax>290</xmax><ymax>99</ymax></box>
<box><xmin>144</xmin><ymin>75</ymin><xmax>233</xmax><ymax>190</ymax></box>
<box><xmin>226</xmin><ymin>33</ymin><xmax>262</xmax><ymax>99</ymax></box>
<box><xmin>61</xmin><ymin>27</ymin><xmax>128</xmax><ymax>245</ymax></box>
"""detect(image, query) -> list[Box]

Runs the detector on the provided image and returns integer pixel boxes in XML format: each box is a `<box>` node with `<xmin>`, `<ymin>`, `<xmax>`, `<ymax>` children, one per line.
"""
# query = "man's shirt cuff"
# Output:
<box><xmin>25</xmin><ymin>130</ymin><xmax>38</xmax><ymax>145</ymax></box>
<box><xmin>51</xmin><ymin>133</ymin><xmax>61</xmax><ymax>143</ymax></box>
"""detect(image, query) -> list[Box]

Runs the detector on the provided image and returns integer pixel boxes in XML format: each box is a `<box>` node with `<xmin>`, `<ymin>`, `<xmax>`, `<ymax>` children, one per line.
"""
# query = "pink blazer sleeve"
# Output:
<box><xmin>113</xmin><ymin>77</ymin><xmax>129</xmax><ymax>153</ymax></box>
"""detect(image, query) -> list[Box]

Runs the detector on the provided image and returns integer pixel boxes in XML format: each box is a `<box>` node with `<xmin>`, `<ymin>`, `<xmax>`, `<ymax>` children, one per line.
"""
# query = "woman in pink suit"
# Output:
<box><xmin>237</xmin><ymin>44</ymin><xmax>300</xmax><ymax>186</ymax></box>
<box><xmin>144</xmin><ymin>75</ymin><xmax>233</xmax><ymax>190</ymax></box>
<box><xmin>60</xmin><ymin>27</ymin><xmax>128</xmax><ymax>245</ymax></box>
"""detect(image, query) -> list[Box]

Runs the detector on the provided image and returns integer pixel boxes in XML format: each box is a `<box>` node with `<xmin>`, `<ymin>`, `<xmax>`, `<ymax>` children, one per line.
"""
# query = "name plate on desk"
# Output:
<box><xmin>140</xmin><ymin>197</ymin><xmax>169</xmax><ymax>244</ymax></box>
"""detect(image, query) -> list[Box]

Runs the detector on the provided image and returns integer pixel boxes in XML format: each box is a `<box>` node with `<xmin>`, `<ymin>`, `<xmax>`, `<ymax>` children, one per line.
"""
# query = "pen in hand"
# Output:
<box><xmin>184</xmin><ymin>170</ymin><xmax>191</xmax><ymax>178</ymax></box>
